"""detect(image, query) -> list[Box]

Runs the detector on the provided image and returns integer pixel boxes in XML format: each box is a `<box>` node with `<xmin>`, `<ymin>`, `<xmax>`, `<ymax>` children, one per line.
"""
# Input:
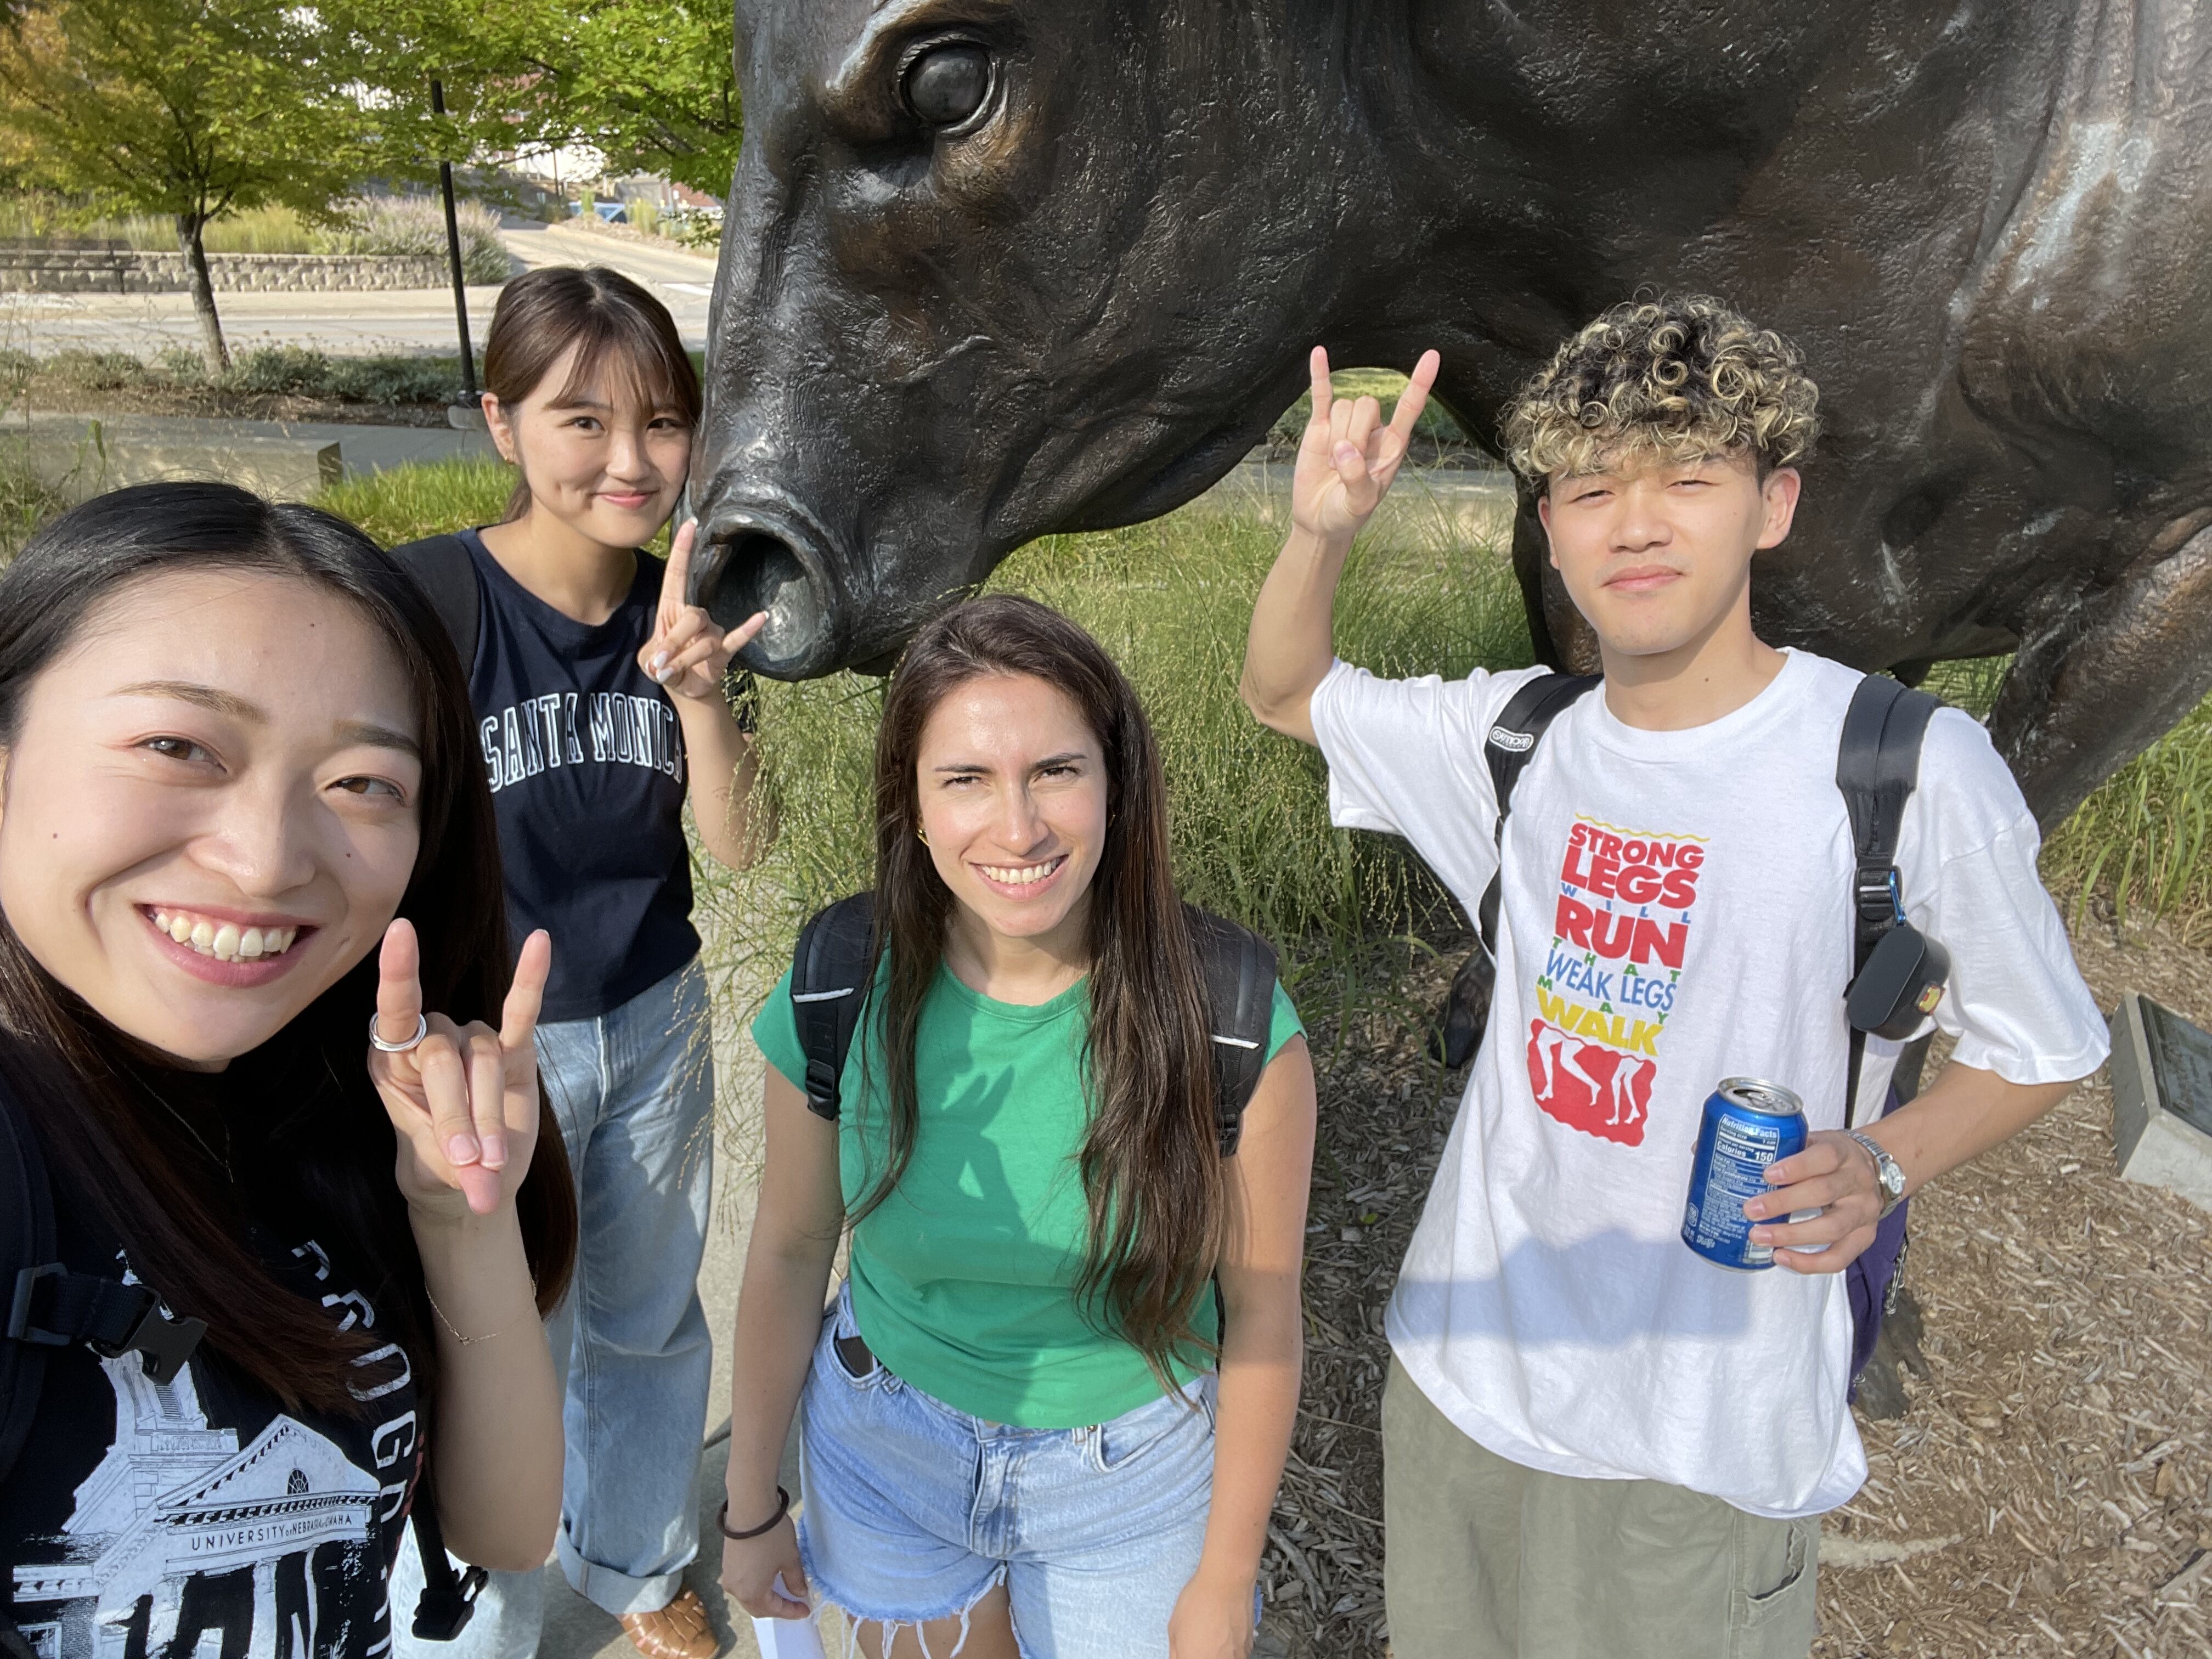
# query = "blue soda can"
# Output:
<box><xmin>1681</xmin><ymin>1077</ymin><xmax>1807</xmax><ymax>1271</ymax></box>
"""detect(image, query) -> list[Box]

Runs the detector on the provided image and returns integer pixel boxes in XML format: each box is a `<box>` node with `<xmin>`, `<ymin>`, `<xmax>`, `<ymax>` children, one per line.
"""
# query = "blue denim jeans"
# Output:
<box><xmin>392</xmin><ymin>957</ymin><xmax>716</xmax><ymax>1659</ymax></box>
<box><xmin>794</xmin><ymin>1286</ymin><xmax>1222</xmax><ymax>1659</ymax></box>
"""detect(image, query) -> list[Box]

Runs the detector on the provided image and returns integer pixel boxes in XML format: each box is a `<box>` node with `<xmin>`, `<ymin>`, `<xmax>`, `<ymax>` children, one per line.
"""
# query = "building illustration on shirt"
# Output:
<box><xmin>9</xmin><ymin>1352</ymin><xmax>382</xmax><ymax>1659</ymax></box>
<box><xmin>11</xmin><ymin>1242</ymin><xmax>414</xmax><ymax>1659</ymax></box>
<box><xmin>1527</xmin><ymin>816</ymin><xmax>1707</xmax><ymax>1146</ymax></box>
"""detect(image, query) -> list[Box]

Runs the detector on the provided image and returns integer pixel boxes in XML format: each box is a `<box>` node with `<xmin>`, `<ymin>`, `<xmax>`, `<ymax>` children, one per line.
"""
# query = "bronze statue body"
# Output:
<box><xmin>694</xmin><ymin>0</ymin><xmax>2212</xmax><ymax>838</ymax></box>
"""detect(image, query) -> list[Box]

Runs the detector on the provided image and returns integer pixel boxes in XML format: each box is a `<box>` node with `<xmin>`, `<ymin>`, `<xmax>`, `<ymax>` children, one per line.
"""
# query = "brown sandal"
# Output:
<box><xmin>619</xmin><ymin>1586</ymin><xmax>718</xmax><ymax>1659</ymax></box>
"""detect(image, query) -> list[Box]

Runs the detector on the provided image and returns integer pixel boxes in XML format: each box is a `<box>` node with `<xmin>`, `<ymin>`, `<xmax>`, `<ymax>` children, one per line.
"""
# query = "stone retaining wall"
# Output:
<box><xmin>0</xmin><ymin>250</ymin><xmax>454</xmax><ymax>294</ymax></box>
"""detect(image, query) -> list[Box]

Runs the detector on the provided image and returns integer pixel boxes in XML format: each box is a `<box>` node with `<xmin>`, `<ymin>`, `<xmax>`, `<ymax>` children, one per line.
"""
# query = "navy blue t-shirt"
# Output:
<box><xmin>400</xmin><ymin>529</ymin><xmax>698</xmax><ymax>1024</ymax></box>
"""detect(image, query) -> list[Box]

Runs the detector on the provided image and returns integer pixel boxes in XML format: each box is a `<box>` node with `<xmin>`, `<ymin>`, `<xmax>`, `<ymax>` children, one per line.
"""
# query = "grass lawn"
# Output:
<box><xmin>313</xmin><ymin>458</ymin><xmax>2212</xmax><ymax>1026</ymax></box>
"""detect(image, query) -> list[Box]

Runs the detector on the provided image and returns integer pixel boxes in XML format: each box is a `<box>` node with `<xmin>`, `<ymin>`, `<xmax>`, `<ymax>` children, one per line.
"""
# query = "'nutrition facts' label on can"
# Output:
<box><xmin>1681</xmin><ymin>1077</ymin><xmax>1808</xmax><ymax>1271</ymax></box>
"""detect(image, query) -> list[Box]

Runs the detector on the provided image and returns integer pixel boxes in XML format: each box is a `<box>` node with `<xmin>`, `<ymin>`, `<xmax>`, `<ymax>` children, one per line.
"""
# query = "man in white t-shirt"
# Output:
<box><xmin>1239</xmin><ymin>297</ymin><xmax>2108</xmax><ymax>1658</ymax></box>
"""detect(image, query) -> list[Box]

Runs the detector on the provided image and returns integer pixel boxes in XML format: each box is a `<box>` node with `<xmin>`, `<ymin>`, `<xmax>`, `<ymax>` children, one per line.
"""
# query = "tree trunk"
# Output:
<box><xmin>176</xmin><ymin>214</ymin><xmax>228</xmax><ymax>375</ymax></box>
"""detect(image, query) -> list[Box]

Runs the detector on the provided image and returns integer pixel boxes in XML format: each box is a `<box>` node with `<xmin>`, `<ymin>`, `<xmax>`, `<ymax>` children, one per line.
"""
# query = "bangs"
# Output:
<box><xmin>546</xmin><ymin>309</ymin><xmax>700</xmax><ymax>427</ymax></box>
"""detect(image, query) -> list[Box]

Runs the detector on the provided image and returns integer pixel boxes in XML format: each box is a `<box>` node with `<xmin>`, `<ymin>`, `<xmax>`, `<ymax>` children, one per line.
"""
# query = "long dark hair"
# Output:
<box><xmin>861</xmin><ymin>595</ymin><xmax>1221</xmax><ymax>1384</ymax></box>
<box><xmin>0</xmin><ymin>481</ymin><xmax>576</xmax><ymax>1417</ymax></box>
<box><xmin>483</xmin><ymin>263</ymin><xmax>702</xmax><ymax>522</ymax></box>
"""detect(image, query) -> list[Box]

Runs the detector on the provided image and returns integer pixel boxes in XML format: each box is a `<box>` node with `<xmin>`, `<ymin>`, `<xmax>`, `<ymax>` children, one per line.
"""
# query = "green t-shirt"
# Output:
<box><xmin>754</xmin><ymin>958</ymin><xmax>1303</xmax><ymax>1428</ymax></box>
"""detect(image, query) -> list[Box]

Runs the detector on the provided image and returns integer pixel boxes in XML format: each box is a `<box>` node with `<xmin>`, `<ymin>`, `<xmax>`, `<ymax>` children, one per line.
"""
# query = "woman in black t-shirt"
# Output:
<box><xmin>385</xmin><ymin>267</ymin><xmax>769</xmax><ymax>1659</ymax></box>
<box><xmin>0</xmin><ymin>483</ymin><xmax>578</xmax><ymax>1659</ymax></box>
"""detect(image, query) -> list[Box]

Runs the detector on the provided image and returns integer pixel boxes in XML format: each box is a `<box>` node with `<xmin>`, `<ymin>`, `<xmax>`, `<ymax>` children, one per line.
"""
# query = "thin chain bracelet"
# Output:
<box><xmin>425</xmin><ymin>1285</ymin><xmax>508</xmax><ymax>1346</ymax></box>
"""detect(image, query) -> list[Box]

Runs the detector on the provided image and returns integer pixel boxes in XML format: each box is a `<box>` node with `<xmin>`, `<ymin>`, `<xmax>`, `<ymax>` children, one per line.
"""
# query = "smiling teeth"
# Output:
<box><xmin>151</xmin><ymin>909</ymin><xmax>298</xmax><ymax>962</ymax></box>
<box><xmin>979</xmin><ymin>860</ymin><xmax>1062</xmax><ymax>885</ymax></box>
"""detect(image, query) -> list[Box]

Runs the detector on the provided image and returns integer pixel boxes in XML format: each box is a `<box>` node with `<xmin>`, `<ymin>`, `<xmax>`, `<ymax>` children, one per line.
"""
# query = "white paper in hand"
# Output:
<box><xmin>751</xmin><ymin>1578</ymin><xmax>826</xmax><ymax>1659</ymax></box>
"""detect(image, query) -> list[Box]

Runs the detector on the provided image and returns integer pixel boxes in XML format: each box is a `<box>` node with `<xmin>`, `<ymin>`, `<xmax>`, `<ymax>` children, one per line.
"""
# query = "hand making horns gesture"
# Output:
<box><xmin>368</xmin><ymin>919</ymin><xmax>551</xmax><ymax>1218</ymax></box>
<box><xmin>1292</xmin><ymin>346</ymin><xmax>1443</xmax><ymax>541</ymax></box>
<box><xmin>639</xmin><ymin>519</ymin><xmax>770</xmax><ymax>701</ymax></box>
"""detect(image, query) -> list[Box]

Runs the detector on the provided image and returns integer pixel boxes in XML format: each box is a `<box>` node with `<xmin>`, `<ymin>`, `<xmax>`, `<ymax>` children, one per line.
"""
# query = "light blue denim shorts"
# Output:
<box><xmin>796</xmin><ymin>1285</ymin><xmax>1221</xmax><ymax>1659</ymax></box>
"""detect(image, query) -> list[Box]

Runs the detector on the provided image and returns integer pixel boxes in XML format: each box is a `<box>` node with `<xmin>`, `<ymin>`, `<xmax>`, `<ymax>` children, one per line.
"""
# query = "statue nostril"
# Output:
<box><xmin>701</xmin><ymin>530</ymin><xmax>826</xmax><ymax>667</ymax></box>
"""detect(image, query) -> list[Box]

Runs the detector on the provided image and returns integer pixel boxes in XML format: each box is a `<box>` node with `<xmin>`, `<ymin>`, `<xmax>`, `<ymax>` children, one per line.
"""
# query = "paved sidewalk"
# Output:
<box><xmin>1</xmin><ymin>221</ymin><xmax>715</xmax><ymax>359</ymax></box>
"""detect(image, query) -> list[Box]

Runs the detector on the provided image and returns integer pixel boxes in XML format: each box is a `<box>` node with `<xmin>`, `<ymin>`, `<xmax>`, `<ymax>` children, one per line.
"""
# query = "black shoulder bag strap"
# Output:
<box><xmin>1186</xmin><ymin>907</ymin><xmax>1282</xmax><ymax>1157</ymax></box>
<box><xmin>409</xmin><ymin>1471</ymin><xmax>487</xmax><ymax>1640</ymax></box>
<box><xmin>0</xmin><ymin>1083</ymin><xmax>53</xmax><ymax>1496</ymax></box>
<box><xmin>791</xmin><ymin>894</ymin><xmax>879</xmax><ymax>1120</ymax></box>
<box><xmin>1476</xmin><ymin>673</ymin><xmax>1602</xmax><ymax>956</ymax></box>
<box><xmin>385</xmin><ymin>535</ymin><xmax>482</xmax><ymax>669</ymax></box>
<box><xmin>2</xmin><ymin>1091</ymin><xmax>208</xmax><ymax>1502</ymax></box>
<box><xmin>1836</xmin><ymin>676</ymin><xmax>1942</xmax><ymax>1127</ymax></box>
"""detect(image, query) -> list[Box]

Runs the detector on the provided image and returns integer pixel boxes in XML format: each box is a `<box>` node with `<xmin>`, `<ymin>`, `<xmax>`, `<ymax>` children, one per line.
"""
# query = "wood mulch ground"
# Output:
<box><xmin>1266</xmin><ymin>904</ymin><xmax>2212</xmax><ymax>1658</ymax></box>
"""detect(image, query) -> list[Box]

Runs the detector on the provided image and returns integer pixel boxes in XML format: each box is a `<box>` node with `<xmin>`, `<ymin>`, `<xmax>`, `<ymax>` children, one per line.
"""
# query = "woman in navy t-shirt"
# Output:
<box><xmin>387</xmin><ymin>266</ymin><xmax>769</xmax><ymax>1659</ymax></box>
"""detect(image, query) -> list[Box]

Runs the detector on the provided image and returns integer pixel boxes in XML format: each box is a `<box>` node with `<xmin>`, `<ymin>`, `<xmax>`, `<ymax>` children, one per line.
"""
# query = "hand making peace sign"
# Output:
<box><xmin>1292</xmin><ymin>346</ymin><xmax>1443</xmax><ymax>541</ymax></box>
<box><xmin>368</xmin><ymin>919</ymin><xmax>551</xmax><ymax>1219</ymax></box>
<box><xmin>639</xmin><ymin>520</ymin><xmax>770</xmax><ymax>702</ymax></box>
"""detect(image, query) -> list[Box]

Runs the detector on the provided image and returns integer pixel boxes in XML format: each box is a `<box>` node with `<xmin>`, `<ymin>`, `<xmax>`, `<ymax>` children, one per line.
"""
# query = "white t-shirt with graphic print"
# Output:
<box><xmin>1310</xmin><ymin>647</ymin><xmax>2107</xmax><ymax>1519</ymax></box>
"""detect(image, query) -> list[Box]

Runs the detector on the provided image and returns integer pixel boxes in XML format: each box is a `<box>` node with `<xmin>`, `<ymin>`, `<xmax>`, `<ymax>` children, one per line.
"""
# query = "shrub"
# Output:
<box><xmin>324</xmin><ymin>355</ymin><xmax>466</xmax><ymax>406</ymax></box>
<box><xmin>37</xmin><ymin>350</ymin><xmax>147</xmax><ymax>391</ymax></box>
<box><xmin>313</xmin><ymin>196</ymin><xmax>513</xmax><ymax>285</ymax></box>
<box><xmin>199</xmin><ymin>205</ymin><xmax>316</xmax><ymax>255</ymax></box>
<box><xmin>220</xmin><ymin>346</ymin><xmax>332</xmax><ymax>394</ymax></box>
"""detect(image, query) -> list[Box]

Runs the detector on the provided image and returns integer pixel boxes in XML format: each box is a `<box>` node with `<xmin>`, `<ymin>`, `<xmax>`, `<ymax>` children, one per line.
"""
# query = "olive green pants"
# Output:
<box><xmin>1381</xmin><ymin>1358</ymin><xmax>1820</xmax><ymax>1659</ymax></box>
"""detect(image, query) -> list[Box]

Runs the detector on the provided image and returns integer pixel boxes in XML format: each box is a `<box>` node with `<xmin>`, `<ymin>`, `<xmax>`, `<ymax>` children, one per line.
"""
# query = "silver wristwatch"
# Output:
<box><xmin>1846</xmin><ymin>1130</ymin><xmax>1906</xmax><ymax>1219</ymax></box>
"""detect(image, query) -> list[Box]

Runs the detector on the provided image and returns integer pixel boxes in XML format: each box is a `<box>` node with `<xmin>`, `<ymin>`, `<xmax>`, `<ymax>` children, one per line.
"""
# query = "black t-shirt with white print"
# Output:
<box><xmin>399</xmin><ymin>528</ymin><xmax>698</xmax><ymax>1024</ymax></box>
<box><xmin>1</xmin><ymin>1171</ymin><xmax>422</xmax><ymax>1659</ymax></box>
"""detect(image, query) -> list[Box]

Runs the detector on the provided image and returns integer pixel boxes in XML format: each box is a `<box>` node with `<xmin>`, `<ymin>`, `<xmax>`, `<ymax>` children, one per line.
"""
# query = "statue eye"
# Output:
<box><xmin>903</xmin><ymin>43</ymin><xmax>992</xmax><ymax>128</ymax></box>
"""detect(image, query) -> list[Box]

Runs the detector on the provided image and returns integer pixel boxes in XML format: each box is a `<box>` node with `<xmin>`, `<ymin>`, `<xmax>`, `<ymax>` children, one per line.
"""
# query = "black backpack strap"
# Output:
<box><xmin>1836</xmin><ymin>676</ymin><xmax>1941</xmax><ymax>1126</ymax></box>
<box><xmin>409</xmin><ymin>1470</ymin><xmax>488</xmax><ymax>1640</ymax></box>
<box><xmin>386</xmin><ymin>534</ymin><xmax>483</xmax><ymax>669</ymax></box>
<box><xmin>790</xmin><ymin>894</ymin><xmax>879</xmax><ymax>1120</ymax></box>
<box><xmin>1186</xmin><ymin>907</ymin><xmax>1280</xmax><ymax>1157</ymax></box>
<box><xmin>2</xmin><ymin>1080</ymin><xmax>208</xmax><ymax>1502</ymax></box>
<box><xmin>1475</xmin><ymin>673</ymin><xmax>1602</xmax><ymax>955</ymax></box>
<box><xmin>0</xmin><ymin>1081</ymin><xmax>53</xmax><ymax>1494</ymax></box>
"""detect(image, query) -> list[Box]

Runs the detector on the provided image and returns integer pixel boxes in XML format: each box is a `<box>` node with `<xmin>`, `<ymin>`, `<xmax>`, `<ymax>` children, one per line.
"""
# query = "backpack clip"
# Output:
<box><xmin>8</xmin><ymin>1263</ymin><xmax>207</xmax><ymax>1384</ymax></box>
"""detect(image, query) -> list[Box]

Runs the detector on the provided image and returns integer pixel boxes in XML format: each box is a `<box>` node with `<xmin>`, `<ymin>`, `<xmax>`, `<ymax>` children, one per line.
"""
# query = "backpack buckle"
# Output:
<box><xmin>1855</xmin><ymin>864</ymin><xmax>1903</xmax><ymax>928</ymax></box>
<box><xmin>804</xmin><ymin>1057</ymin><xmax>840</xmax><ymax>1115</ymax></box>
<box><xmin>93</xmin><ymin>1297</ymin><xmax>207</xmax><ymax>1385</ymax></box>
<box><xmin>6</xmin><ymin>1263</ymin><xmax>71</xmax><ymax>1347</ymax></box>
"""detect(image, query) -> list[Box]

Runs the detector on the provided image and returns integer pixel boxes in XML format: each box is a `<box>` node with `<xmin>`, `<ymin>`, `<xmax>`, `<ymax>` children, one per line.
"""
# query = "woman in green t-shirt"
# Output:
<box><xmin>720</xmin><ymin>596</ymin><xmax>1316</xmax><ymax>1658</ymax></box>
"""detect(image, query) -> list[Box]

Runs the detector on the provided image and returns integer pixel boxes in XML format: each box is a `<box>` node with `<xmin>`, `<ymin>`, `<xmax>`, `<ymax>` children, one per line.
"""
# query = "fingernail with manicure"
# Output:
<box><xmin>447</xmin><ymin>1133</ymin><xmax>480</xmax><ymax>1166</ymax></box>
<box><xmin>651</xmin><ymin>652</ymin><xmax>669</xmax><ymax>674</ymax></box>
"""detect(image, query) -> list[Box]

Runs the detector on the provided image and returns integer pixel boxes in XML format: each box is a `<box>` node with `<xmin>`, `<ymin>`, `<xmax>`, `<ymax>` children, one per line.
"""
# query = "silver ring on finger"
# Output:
<box><xmin>370</xmin><ymin>1012</ymin><xmax>430</xmax><ymax>1053</ymax></box>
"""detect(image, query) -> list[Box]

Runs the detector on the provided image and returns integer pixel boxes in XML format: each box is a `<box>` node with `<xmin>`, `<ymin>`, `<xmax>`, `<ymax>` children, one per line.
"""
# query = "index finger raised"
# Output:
<box><xmin>500</xmin><ymin>929</ymin><xmax>552</xmax><ymax>1051</ymax></box>
<box><xmin>375</xmin><ymin>919</ymin><xmax>424</xmax><ymax>1048</ymax></box>
<box><xmin>1388</xmin><ymin>348</ymin><xmax>1441</xmax><ymax>440</ymax></box>
<box><xmin>659</xmin><ymin>520</ymin><xmax>698</xmax><ymax>614</ymax></box>
<box><xmin>1308</xmin><ymin>346</ymin><xmax>1333</xmax><ymax>421</ymax></box>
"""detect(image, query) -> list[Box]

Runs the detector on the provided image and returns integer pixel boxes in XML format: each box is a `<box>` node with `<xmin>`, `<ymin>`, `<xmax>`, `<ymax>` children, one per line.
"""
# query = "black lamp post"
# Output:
<box><xmin>431</xmin><ymin>78</ymin><xmax>485</xmax><ymax>430</ymax></box>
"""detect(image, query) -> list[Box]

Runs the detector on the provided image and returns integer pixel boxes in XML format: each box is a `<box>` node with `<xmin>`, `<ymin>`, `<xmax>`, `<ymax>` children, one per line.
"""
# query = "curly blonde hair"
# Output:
<box><xmin>1500</xmin><ymin>295</ymin><xmax>1821</xmax><ymax>483</ymax></box>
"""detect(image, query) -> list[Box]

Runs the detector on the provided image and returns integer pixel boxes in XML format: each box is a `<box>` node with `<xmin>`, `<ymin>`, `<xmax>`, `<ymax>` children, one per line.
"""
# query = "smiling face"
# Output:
<box><xmin>486</xmin><ymin>343</ymin><xmax>692</xmax><ymax>551</ymax></box>
<box><xmin>1538</xmin><ymin>448</ymin><xmax>1801</xmax><ymax>662</ymax></box>
<box><xmin>914</xmin><ymin>672</ymin><xmax>1109</xmax><ymax>957</ymax></box>
<box><xmin>0</xmin><ymin>569</ymin><xmax>422</xmax><ymax>1067</ymax></box>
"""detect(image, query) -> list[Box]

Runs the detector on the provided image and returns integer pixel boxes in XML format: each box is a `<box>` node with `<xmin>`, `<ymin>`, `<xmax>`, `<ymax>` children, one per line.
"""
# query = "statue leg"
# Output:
<box><xmin>1428</xmin><ymin>947</ymin><xmax>1495</xmax><ymax>1069</ymax></box>
<box><xmin>1991</xmin><ymin>520</ymin><xmax>2212</xmax><ymax>831</ymax></box>
<box><xmin>1511</xmin><ymin>491</ymin><xmax>1601</xmax><ymax>673</ymax></box>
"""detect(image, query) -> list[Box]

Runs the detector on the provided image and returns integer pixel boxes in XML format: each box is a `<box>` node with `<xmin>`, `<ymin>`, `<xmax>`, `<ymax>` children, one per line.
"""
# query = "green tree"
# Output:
<box><xmin>386</xmin><ymin>0</ymin><xmax>740</xmax><ymax>201</ymax></box>
<box><xmin>552</xmin><ymin>0</ymin><xmax>740</xmax><ymax>199</ymax></box>
<box><xmin>0</xmin><ymin>0</ymin><xmax>382</xmax><ymax>370</ymax></box>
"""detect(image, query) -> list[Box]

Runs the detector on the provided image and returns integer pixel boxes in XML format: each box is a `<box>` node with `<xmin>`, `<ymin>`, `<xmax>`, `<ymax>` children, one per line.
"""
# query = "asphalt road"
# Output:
<box><xmin>1</xmin><ymin>221</ymin><xmax>716</xmax><ymax>358</ymax></box>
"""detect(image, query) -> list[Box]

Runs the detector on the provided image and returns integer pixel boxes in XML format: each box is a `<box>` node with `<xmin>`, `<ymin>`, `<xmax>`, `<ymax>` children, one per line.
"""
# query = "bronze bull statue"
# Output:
<box><xmin>692</xmin><ymin>0</ymin><xmax>2212</xmax><ymax>1042</ymax></box>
